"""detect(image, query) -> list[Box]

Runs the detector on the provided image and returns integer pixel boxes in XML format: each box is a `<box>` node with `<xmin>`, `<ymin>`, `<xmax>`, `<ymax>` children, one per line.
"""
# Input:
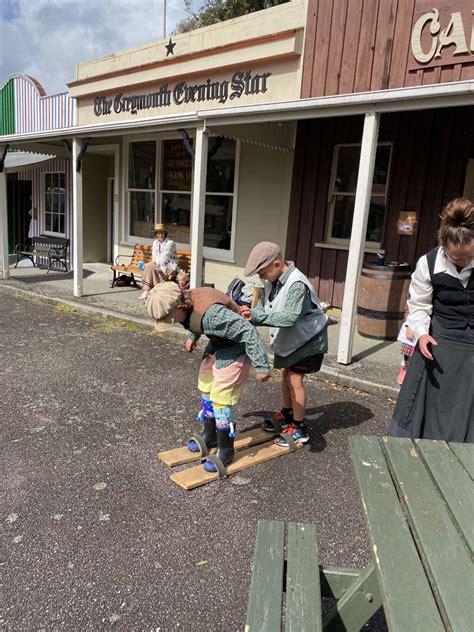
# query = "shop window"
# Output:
<box><xmin>325</xmin><ymin>143</ymin><xmax>392</xmax><ymax>247</ymax></box>
<box><xmin>160</xmin><ymin>137</ymin><xmax>237</xmax><ymax>253</ymax></box>
<box><xmin>44</xmin><ymin>172</ymin><xmax>66</xmax><ymax>236</ymax></box>
<box><xmin>128</xmin><ymin>141</ymin><xmax>156</xmax><ymax>239</ymax></box>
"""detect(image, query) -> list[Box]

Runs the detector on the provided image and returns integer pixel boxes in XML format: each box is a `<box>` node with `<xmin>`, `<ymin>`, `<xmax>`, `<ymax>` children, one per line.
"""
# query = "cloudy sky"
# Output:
<box><xmin>1</xmin><ymin>0</ymin><xmax>201</xmax><ymax>95</ymax></box>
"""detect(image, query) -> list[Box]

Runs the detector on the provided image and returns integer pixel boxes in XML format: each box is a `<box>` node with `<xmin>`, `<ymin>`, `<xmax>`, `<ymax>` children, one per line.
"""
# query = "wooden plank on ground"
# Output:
<box><xmin>415</xmin><ymin>439</ymin><xmax>474</xmax><ymax>555</ymax></box>
<box><xmin>245</xmin><ymin>520</ymin><xmax>284</xmax><ymax>632</ymax></box>
<box><xmin>158</xmin><ymin>427</ymin><xmax>272</xmax><ymax>467</ymax></box>
<box><xmin>448</xmin><ymin>442</ymin><xmax>474</xmax><ymax>480</ymax></box>
<box><xmin>170</xmin><ymin>441</ymin><xmax>303</xmax><ymax>490</ymax></box>
<box><xmin>383</xmin><ymin>437</ymin><xmax>473</xmax><ymax>632</ymax></box>
<box><xmin>350</xmin><ymin>436</ymin><xmax>444</xmax><ymax>632</ymax></box>
<box><xmin>286</xmin><ymin>522</ymin><xmax>322</xmax><ymax>632</ymax></box>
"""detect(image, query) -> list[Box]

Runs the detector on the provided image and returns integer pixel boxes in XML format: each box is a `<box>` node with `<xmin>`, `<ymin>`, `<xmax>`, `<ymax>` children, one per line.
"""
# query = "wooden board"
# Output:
<box><xmin>157</xmin><ymin>426</ymin><xmax>272</xmax><ymax>467</ymax></box>
<box><xmin>170</xmin><ymin>441</ymin><xmax>304</xmax><ymax>490</ymax></box>
<box><xmin>245</xmin><ymin>520</ymin><xmax>285</xmax><ymax>632</ymax></box>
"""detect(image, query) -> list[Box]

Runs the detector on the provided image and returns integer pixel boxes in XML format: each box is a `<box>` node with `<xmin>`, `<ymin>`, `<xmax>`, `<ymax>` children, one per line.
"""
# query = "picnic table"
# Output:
<box><xmin>350</xmin><ymin>436</ymin><xmax>473</xmax><ymax>632</ymax></box>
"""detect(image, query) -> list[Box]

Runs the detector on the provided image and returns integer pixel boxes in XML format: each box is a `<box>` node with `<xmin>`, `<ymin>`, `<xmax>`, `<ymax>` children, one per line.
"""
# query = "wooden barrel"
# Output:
<box><xmin>357</xmin><ymin>263</ymin><xmax>411</xmax><ymax>340</ymax></box>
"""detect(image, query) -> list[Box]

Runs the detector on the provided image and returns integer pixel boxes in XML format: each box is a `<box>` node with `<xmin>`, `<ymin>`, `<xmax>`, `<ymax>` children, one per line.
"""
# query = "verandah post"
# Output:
<box><xmin>190</xmin><ymin>126</ymin><xmax>208</xmax><ymax>289</ymax></box>
<box><xmin>72</xmin><ymin>137</ymin><xmax>83</xmax><ymax>297</ymax></box>
<box><xmin>337</xmin><ymin>111</ymin><xmax>380</xmax><ymax>365</ymax></box>
<box><xmin>0</xmin><ymin>168</ymin><xmax>9</xmax><ymax>279</ymax></box>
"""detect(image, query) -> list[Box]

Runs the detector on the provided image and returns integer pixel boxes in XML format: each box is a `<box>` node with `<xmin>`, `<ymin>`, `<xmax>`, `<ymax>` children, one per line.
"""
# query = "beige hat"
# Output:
<box><xmin>154</xmin><ymin>223</ymin><xmax>166</xmax><ymax>232</ymax></box>
<box><xmin>146</xmin><ymin>281</ymin><xmax>182</xmax><ymax>333</ymax></box>
<box><xmin>244</xmin><ymin>241</ymin><xmax>282</xmax><ymax>276</ymax></box>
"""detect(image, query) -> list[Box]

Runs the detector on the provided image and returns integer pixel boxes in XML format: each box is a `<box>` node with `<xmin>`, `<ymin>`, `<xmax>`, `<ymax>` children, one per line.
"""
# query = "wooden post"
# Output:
<box><xmin>0</xmin><ymin>170</ymin><xmax>9</xmax><ymax>279</ymax></box>
<box><xmin>337</xmin><ymin>112</ymin><xmax>380</xmax><ymax>365</ymax></box>
<box><xmin>72</xmin><ymin>138</ymin><xmax>83</xmax><ymax>297</ymax></box>
<box><xmin>190</xmin><ymin>127</ymin><xmax>208</xmax><ymax>289</ymax></box>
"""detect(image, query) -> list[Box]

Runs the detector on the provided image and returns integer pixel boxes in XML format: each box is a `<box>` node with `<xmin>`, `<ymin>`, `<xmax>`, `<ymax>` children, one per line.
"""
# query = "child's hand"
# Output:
<box><xmin>185</xmin><ymin>339</ymin><xmax>196</xmax><ymax>353</ymax></box>
<box><xmin>256</xmin><ymin>373</ymin><xmax>271</xmax><ymax>382</ymax></box>
<box><xmin>240</xmin><ymin>305</ymin><xmax>252</xmax><ymax>320</ymax></box>
<box><xmin>406</xmin><ymin>326</ymin><xmax>414</xmax><ymax>341</ymax></box>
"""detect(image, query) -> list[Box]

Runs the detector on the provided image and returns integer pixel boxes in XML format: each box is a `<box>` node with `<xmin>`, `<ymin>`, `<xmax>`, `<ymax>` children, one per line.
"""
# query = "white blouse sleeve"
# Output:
<box><xmin>407</xmin><ymin>255</ymin><xmax>433</xmax><ymax>339</ymax></box>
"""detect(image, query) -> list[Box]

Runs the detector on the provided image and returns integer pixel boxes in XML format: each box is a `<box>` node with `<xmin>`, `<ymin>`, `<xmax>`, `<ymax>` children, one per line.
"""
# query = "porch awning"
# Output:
<box><xmin>4</xmin><ymin>151</ymin><xmax>56</xmax><ymax>172</ymax></box>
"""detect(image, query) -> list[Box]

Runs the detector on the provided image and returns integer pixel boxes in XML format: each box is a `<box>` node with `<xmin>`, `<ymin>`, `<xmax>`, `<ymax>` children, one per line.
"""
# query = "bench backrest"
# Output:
<box><xmin>130</xmin><ymin>244</ymin><xmax>153</xmax><ymax>266</ymax></box>
<box><xmin>176</xmin><ymin>249</ymin><xmax>191</xmax><ymax>273</ymax></box>
<box><xmin>32</xmin><ymin>236</ymin><xmax>69</xmax><ymax>255</ymax></box>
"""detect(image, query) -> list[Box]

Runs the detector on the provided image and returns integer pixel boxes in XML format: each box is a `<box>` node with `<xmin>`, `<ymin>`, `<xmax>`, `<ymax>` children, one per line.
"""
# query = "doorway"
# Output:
<box><xmin>7</xmin><ymin>178</ymin><xmax>32</xmax><ymax>253</ymax></box>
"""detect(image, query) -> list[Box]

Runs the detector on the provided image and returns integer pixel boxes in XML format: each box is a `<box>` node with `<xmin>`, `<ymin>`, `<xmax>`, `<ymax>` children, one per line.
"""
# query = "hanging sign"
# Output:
<box><xmin>409</xmin><ymin>1</ymin><xmax>474</xmax><ymax>69</ymax></box>
<box><xmin>93</xmin><ymin>69</ymin><xmax>272</xmax><ymax>118</ymax></box>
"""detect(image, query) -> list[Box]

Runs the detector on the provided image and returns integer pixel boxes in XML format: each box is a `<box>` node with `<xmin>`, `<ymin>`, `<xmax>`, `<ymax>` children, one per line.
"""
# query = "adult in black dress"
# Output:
<box><xmin>390</xmin><ymin>197</ymin><xmax>474</xmax><ymax>442</ymax></box>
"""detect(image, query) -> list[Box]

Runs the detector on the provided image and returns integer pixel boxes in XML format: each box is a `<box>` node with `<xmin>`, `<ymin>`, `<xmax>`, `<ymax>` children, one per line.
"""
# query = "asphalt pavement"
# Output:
<box><xmin>1</xmin><ymin>289</ymin><xmax>394</xmax><ymax>631</ymax></box>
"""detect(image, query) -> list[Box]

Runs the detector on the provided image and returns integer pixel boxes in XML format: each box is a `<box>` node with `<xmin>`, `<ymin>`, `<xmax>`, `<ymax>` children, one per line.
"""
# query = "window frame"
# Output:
<box><xmin>324</xmin><ymin>142</ymin><xmax>393</xmax><ymax>249</ymax></box>
<box><xmin>42</xmin><ymin>171</ymin><xmax>67</xmax><ymax>237</ymax></box>
<box><xmin>123</xmin><ymin>134</ymin><xmax>240</xmax><ymax>262</ymax></box>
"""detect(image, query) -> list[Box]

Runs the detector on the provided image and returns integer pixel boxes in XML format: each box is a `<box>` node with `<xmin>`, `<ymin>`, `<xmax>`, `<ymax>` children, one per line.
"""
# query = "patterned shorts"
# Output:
<box><xmin>198</xmin><ymin>353</ymin><xmax>252</xmax><ymax>406</ymax></box>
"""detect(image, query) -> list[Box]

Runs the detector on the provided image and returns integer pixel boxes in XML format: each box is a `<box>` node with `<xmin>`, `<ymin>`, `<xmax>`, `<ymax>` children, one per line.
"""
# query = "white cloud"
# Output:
<box><xmin>0</xmin><ymin>0</ymin><xmax>196</xmax><ymax>95</ymax></box>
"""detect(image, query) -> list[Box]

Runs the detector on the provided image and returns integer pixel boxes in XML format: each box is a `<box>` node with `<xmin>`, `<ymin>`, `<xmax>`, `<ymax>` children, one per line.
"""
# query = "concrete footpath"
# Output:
<box><xmin>1</xmin><ymin>261</ymin><xmax>402</xmax><ymax>398</ymax></box>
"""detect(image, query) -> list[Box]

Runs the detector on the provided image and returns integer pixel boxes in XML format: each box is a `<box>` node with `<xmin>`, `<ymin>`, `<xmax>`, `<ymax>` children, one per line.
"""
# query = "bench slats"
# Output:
<box><xmin>245</xmin><ymin>520</ymin><xmax>285</xmax><ymax>632</ymax></box>
<box><xmin>286</xmin><ymin>522</ymin><xmax>322</xmax><ymax>632</ymax></box>
<box><xmin>350</xmin><ymin>436</ymin><xmax>445</xmax><ymax>632</ymax></box>
<box><xmin>383</xmin><ymin>438</ymin><xmax>473</xmax><ymax>631</ymax></box>
<box><xmin>448</xmin><ymin>442</ymin><xmax>474</xmax><ymax>480</ymax></box>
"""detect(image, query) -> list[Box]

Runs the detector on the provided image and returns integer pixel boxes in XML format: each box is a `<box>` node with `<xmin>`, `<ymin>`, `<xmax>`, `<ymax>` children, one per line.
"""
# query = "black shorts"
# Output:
<box><xmin>288</xmin><ymin>353</ymin><xmax>324</xmax><ymax>375</ymax></box>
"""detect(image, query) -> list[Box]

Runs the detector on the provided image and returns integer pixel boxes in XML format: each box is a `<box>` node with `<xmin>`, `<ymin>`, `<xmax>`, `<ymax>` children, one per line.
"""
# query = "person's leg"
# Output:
<box><xmin>274</xmin><ymin>369</ymin><xmax>310</xmax><ymax>446</ymax></box>
<box><xmin>262</xmin><ymin>369</ymin><xmax>293</xmax><ymax>432</ymax></box>
<box><xmin>187</xmin><ymin>355</ymin><xmax>217</xmax><ymax>452</ymax></box>
<box><xmin>203</xmin><ymin>355</ymin><xmax>251</xmax><ymax>472</ymax></box>
<box><xmin>139</xmin><ymin>262</ymin><xmax>155</xmax><ymax>298</ymax></box>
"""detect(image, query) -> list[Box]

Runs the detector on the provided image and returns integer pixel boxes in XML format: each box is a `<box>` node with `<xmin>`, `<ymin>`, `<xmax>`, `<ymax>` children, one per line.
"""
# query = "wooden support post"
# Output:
<box><xmin>337</xmin><ymin>112</ymin><xmax>380</xmax><ymax>365</ymax></box>
<box><xmin>72</xmin><ymin>138</ymin><xmax>83</xmax><ymax>297</ymax></box>
<box><xmin>0</xmin><ymin>169</ymin><xmax>9</xmax><ymax>279</ymax></box>
<box><xmin>323</xmin><ymin>563</ymin><xmax>382</xmax><ymax>631</ymax></box>
<box><xmin>190</xmin><ymin>127</ymin><xmax>208</xmax><ymax>289</ymax></box>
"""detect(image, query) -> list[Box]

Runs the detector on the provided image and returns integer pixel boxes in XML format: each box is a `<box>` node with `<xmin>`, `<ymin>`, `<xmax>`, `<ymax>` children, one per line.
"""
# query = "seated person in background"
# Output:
<box><xmin>139</xmin><ymin>223</ymin><xmax>178</xmax><ymax>300</ymax></box>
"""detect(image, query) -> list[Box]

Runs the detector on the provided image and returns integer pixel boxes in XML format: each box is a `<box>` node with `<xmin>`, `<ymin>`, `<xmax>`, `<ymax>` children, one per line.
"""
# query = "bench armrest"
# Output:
<box><xmin>15</xmin><ymin>243</ymin><xmax>30</xmax><ymax>254</ymax></box>
<box><xmin>114</xmin><ymin>254</ymin><xmax>133</xmax><ymax>265</ymax></box>
<box><xmin>48</xmin><ymin>246</ymin><xmax>67</xmax><ymax>258</ymax></box>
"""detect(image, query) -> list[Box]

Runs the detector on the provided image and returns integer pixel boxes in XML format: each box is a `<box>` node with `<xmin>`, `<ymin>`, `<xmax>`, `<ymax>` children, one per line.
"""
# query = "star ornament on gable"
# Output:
<box><xmin>165</xmin><ymin>38</ymin><xmax>176</xmax><ymax>57</ymax></box>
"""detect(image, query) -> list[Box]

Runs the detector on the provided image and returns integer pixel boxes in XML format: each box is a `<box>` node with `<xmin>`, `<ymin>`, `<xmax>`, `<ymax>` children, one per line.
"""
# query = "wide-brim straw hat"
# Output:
<box><xmin>154</xmin><ymin>223</ymin><xmax>166</xmax><ymax>233</ymax></box>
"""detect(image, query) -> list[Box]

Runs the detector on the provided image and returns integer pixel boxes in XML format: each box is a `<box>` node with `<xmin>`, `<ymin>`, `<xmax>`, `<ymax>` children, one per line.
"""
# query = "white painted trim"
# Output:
<box><xmin>337</xmin><ymin>112</ymin><xmax>380</xmax><ymax>365</ymax></box>
<box><xmin>72</xmin><ymin>138</ymin><xmax>83</xmax><ymax>297</ymax></box>
<box><xmin>0</xmin><ymin>171</ymin><xmax>9</xmax><ymax>279</ymax></box>
<box><xmin>2</xmin><ymin>81</ymin><xmax>473</xmax><ymax>144</ymax></box>
<box><xmin>190</xmin><ymin>127</ymin><xmax>208</xmax><ymax>288</ymax></box>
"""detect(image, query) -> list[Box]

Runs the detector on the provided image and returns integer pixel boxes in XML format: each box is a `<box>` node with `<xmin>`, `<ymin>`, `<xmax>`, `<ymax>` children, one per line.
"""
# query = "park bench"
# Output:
<box><xmin>245</xmin><ymin>519</ymin><xmax>380</xmax><ymax>632</ymax></box>
<box><xmin>14</xmin><ymin>236</ymin><xmax>69</xmax><ymax>273</ymax></box>
<box><xmin>111</xmin><ymin>244</ymin><xmax>191</xmax><ymax>288</ymax></box>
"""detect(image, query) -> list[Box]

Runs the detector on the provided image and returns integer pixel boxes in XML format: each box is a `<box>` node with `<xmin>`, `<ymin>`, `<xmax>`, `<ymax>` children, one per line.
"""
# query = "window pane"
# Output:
<box><xmin>331</xmin><ymin>195</ymin><xmax>385</xmax><ymax>242</ymax></box>
<box><xmin>204</xmin><ymin>195</ymin><xmax>233</xmax><ymax>250</ymax></box>
<box><xmin>45</xmin><ymin>214</ymin><xmax>52</xmax><ymax>232</ymax></box>
<box><xmin>129</xmin><ymin>141</ymin><xmax>156</xmax><ymax>189</ymax></box>
<box><xmin>45</xmin><ymin>194</ymin><xmax>52</xmax><ymax>213</ymax></box>
<box><xmin>373</xmin><ymin>145</ymin><xmax>391</xmax><ymax>195</ymax></box>
<box><xmin>162</xmin><ymin>192</ymin><xmax>191</xmax><ymax>243</ymax></box>
<box><xmin>45</xmin><ymin>173</ymin><xmax>52</xmax><ymax>190</ymax></box>
<box><xmin>52</xmin><ymin>214</ymin><xmax>59</xmax><ymax>233</ymax></box>
<box><xmin>206</xmin><ymin>138</ymin><xmax>236</xmax><ymax>193</ymax></box>
<box><xmin>162</xmin><ymin>140</ymin><xmax>192</xmax><ymax>191</ymax></box>
<box><xmin>59</xmin><ymin>215</ymin><xmax>65</xmax><ymax>234</ymax></box>
<box><xmin>129</xmin><ymin>191</ymin><xmax>155</xmax><ymax>238</ymax></box>
<box><xmin>334</xmin><ymin>146</ymin><xmax>361</xmax><ymax>193</ymax></box>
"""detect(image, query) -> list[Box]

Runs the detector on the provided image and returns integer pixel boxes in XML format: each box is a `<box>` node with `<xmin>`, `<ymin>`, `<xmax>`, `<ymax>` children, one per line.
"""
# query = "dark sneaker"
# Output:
<box><xmin>273</xmin><ymin>423</ymin><xmax>309</xmax><ymax>446</ymax></box>
<box><xmin>263</xmin><ymin>410</ymin><xmax>292</xmax><ymax>433</ymax></box>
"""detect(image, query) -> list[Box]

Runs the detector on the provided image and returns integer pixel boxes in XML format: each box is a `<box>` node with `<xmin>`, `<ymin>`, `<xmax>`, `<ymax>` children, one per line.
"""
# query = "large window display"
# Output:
<box><xmin>127</xmin><ymin>136</ymin><xmax>238</xmax><ymax>254</ymax></box>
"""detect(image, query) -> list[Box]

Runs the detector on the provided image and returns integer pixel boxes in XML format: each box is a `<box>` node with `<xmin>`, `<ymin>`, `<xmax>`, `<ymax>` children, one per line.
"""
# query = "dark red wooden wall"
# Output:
<box><xmin>286</xmin><ymin>106</ymin><xmax>474</xmax><ymax>307</ymax></box>
<box><xmin>302</xmin><ymin>0</ymin><xmax>474</xmax><ymax>98</ymax></box>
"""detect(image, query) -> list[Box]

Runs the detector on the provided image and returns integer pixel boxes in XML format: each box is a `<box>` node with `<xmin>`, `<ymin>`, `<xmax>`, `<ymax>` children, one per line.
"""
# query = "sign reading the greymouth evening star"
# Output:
<box><xmin>93</xmin><ymin>69</ymin><xmax>272</xmax><ymax>117</ymax></box>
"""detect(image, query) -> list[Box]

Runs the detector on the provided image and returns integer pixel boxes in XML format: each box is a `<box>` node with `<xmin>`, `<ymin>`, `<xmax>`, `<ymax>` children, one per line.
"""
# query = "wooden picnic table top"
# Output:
<box><xmin>350</xmin><ymin>436</ymin><xmax>473</xmax><ymax>632</ymax></box>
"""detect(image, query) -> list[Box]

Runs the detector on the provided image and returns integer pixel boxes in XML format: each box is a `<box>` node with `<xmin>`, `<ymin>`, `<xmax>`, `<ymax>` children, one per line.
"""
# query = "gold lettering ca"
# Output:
<box><xmin>411</xmin><ymin>8</ymin><xmax>474</xmax><ymax>63</ymax></box>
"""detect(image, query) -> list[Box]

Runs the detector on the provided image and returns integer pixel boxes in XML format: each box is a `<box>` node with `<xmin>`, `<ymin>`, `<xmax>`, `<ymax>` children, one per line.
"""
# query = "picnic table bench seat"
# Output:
<box><xmin>246</xmin><ymin>520</ymin><xmax>381</xmax><ymax>632</ymax></box>
<box><xmin>111</xmin><ymin>244</ymin><xmax>191</xmax><ymax>288</ymax></box>
<box><xmin>14</xmin><ymin>236</ymin><xmax>69</xmax><ymax>272</ymax></box>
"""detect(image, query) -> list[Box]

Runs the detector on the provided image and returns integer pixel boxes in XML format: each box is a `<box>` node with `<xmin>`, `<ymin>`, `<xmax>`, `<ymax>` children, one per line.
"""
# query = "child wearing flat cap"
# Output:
<box><xmin>242</xmin><ymin>242</ymin><xmax>329</xmax><ymax>446</ymax></box>
<box><xmin>147</xmin><ymin>282</ymin><xmax>271</xmax><ymax>472</ymax></box>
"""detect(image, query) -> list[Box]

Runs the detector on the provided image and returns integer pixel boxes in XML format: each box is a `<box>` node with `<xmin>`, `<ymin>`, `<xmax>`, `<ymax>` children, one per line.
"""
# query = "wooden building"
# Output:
<box><xmin>288</xmin><ymin>0</ymin><xmax>474</xmax><ymax>308</ymax></box>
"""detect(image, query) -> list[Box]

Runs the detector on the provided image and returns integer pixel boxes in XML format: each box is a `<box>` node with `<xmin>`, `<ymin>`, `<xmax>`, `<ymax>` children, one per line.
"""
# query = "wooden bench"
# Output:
<box><xmin>14</xmin><ymin>236</ymin><xmax>69</xmax><ymax>273</ymax></box>
<box><xmin>111</xmin><ymin>244</ymin><xmax>191</xmax><ymax>288</ymax></box>
<box><xmin>246</xmin><ymin>520</ymin><xmax>381</xmax><ymax>632</ymax></box>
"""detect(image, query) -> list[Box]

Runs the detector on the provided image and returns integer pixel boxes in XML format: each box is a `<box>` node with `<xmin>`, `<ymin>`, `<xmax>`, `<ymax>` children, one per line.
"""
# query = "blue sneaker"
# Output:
<box><xmin>273</xmin><ymin>423</ymin><xmax>309</xmax><ymax>446</ymax></box>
